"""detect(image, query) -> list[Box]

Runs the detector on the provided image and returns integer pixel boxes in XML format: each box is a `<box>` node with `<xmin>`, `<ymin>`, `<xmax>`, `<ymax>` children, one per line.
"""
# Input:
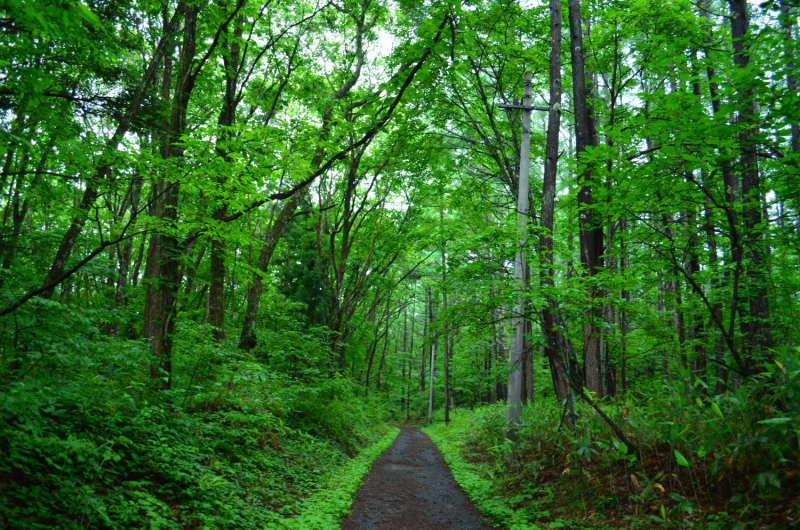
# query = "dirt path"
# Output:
<box><xmin>340</xmin><ymin>427</ymin><xmax>498</xmax><ymax>530</ymax></box>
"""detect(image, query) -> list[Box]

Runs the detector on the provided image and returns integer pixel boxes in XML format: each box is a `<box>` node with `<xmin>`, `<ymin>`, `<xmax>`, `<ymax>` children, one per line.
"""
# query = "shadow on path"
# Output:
<box><xmin>340</xmin><ymin>427</ymin><xmax>498</xmax><ymax>530</ymax></box>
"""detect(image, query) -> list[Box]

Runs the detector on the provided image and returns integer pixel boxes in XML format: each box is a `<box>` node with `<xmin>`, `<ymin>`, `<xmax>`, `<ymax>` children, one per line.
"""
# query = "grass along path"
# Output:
<box><xmin>270</xmin><ymin>427</ymin><xmax>400</xmax><ymax>530</ymax></box>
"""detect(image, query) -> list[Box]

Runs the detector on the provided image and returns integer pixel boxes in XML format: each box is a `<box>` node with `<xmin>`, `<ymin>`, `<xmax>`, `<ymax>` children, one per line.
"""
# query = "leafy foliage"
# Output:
<box><xmin>424</xmin><ymin>350</ymin><xmax>800</xmax><ymax>529</ymax></box>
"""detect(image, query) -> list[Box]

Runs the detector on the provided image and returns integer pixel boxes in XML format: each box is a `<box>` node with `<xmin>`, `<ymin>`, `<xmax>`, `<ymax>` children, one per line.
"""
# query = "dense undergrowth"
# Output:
<box><xmin>0</xmin><ymin>322</ymin><xmax>389</xmax><ymax>529</ymax></box>
<box><xmin>423</xmin><ymin>351</ymin><xmax>800</xmax><ymax>530</ymax></box>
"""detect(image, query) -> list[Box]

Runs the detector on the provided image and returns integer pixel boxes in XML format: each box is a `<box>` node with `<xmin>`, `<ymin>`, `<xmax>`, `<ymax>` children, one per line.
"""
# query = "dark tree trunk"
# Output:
<box><xmin>497</xmin><ymin>304</ymin><xmax>508</xmax><ymax>401</ymax></box>
<box><xmin>441</xmin><ymin>212</ymin><xmax>450</xmax><ymax>423</ymax></box>
<box><xmin>781</xmin><ymin>1</ymin><xmax>799</xmax><ymax>152</ymax></box>
<box><xmin>491</xmin><ymin>294</ymin><xmax>498</xmax><ymax>403</ymax></box>
<box><xmin>540</xmin><ymin>0</ymin><xmax>567</xmax><ymax>401</ymax></box>
<box><xmin>401</xmin><ymin>304</ymin><xmax>407</xmax><ymax>410</ymax></box>
<box><xmin>729</xmin><ymin>0</ymin><xmax>772</xmax><ymax>365</ymax></box>
<box><xmin>376</xmin><ymin>332</ymin><xmax>390</xmax><ymax>394</ymax></box>
<box><xmin>111</xmin><ymin>174</ymin><xmax>144</xmax><ymax>337</ymax></box>
<box><xmin>421</xmin><ymin>289</ymin><xmax>428</xmax><ymax>396</ymax></box>
<box><xmin>208</xmin><ymin>5</ymin><xmax>246</xmax><ymax>345</ymax></box>
<box><xmin>239</xmin><ymin>193</ymin><xmax>303</xmax><ymax>351</ymax></box>
<box><xmin>568</xmin><ymin>0</ymin><xmax>603</xmax><ymax>396</ymax></box>
<box><xmin>620</xmin><ymin>218</ymin><xmax>629</xmax><ymax>394</ymax></box>
<box><xmin>147</xmin><ymin>4</ymin><xmax>200</xmax><ymax>388</ymax></box>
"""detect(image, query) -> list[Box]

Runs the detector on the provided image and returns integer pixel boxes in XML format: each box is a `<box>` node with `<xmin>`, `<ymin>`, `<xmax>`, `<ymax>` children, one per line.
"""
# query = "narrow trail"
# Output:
<box><xmin>340</xmin><ymin>427</ymin><xmax>498</xmax><ymax>530</ymax></box>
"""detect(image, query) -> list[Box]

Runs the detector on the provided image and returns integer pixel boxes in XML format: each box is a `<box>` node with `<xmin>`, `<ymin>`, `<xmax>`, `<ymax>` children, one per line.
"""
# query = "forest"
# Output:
<box><xmin>0</xmin><ymin>0</ymin><xmax>798</xmax><ymax>528</ymax></box>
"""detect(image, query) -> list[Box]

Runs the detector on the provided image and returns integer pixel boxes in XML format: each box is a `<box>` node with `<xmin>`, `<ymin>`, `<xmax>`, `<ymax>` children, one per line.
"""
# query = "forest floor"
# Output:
<box><xmin>340</xmin><ymin>427</ymin><xmax>498</xmax><ymax>530</ymax></box>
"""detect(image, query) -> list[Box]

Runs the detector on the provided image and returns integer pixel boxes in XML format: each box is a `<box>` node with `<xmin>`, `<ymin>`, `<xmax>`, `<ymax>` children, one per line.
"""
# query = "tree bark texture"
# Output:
<box><xmin>147</xmin><ymin>4</ymin><xmax>200</xmax><ymax>388</ymax></box>
<box><xmin>507</xmin><ymin>71</ymin><xmax>532</xmax><ymax>429</ymax></box>
<box><xmin>729</xmin><ymin>0</ymin><xmax>773</xmax><ymax>365</ymax></box>
<box><xmin>540</xmin><ymin>0</ymin><xmax>569</xmax><ymax>402</ymax></box>
<box><xmin>568</xmin><ymin>0</ymin><xmax>603</xmax><ymax>396</ymax></box>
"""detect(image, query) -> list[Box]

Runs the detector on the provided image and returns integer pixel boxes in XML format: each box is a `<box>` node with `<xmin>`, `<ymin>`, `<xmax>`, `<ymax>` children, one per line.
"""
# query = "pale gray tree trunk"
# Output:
<box><xmin>507</xmin><ymin>71</ymin><xmax>532</xmax><ymax>439</ymax></box>
<box><xmin>427</xmin><ymin>286</ymin><xmax>436</xmax><ymax>424</ymax></box>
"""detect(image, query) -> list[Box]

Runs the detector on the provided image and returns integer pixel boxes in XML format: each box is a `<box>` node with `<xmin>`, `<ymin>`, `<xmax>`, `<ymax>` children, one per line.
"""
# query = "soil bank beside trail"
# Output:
<box><xmin>340</xmin><ymin>427</ymin><xmax>497</xmax><ymax>530</ymax></box>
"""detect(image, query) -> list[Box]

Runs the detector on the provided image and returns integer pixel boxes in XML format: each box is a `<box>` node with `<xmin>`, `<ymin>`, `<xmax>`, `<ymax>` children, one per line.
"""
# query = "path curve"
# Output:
<box><xmin>340</xmin><ymin>427</ymin><xmax>497</xmax><ymax>530</ymax></box>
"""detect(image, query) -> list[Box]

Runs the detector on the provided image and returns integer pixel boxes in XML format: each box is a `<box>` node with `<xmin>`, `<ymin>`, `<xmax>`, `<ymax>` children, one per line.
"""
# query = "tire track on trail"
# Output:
<box><xmin>340</xmin><ymin>427</ymin><xmax>497</xmax><ymax>530</ymax></box>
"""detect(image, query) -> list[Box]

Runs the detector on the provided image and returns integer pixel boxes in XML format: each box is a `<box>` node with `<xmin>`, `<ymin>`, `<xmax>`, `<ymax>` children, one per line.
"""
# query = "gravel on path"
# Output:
<box><xmin>340</xmin><ymin>427</ymin><xmax>498</xmax><ymax>530</ymax></box>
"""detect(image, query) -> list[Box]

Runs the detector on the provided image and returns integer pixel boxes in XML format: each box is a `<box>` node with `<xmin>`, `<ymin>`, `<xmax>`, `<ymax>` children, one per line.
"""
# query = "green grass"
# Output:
<box><xmin>425</xmin><ymin>414</ymin><xmax>603</xmax><ymax>530</ymax></box>
<box><xmin>274</xmin><ymin>427</ymin><xmax>400</xmax><ymax>529</ymax></box>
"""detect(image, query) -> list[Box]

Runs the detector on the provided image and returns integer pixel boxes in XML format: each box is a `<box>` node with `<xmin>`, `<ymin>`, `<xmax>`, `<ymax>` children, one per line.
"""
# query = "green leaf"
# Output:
<box><xmin>674</xmin><ymin>449</ymin><xmax>690</xmax><ymax>468</ymax></box>
<box><xmin>711</xmin><ymin>403</ymin><xmax>723</xmax><ymax>418</ymax></box>
<box><xmin>76</xmin><ymin>2</ymin><xmax>101</xmax><ymax>26</ymax></box>
<box><xmin>758</xmin><ymin>417</ymin><xmax>792</xmax><ymax>425</ymax></box>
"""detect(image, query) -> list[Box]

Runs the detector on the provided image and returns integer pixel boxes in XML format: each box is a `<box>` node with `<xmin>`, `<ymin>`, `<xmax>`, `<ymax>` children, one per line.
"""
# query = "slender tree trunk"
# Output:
<box><xmin>674</xmin><ymin>279</ymin><xmax>688</xmax><ymax>394</ymax></box>
<box><xmin>441</xmin><ymin>211</ymin><xmax>450</xmax><ymax>423</ymax></box>
<box><xmin>507</xmin><ymin>71</ymin><xmax>532</xmax><ymax>431</ymax></box>
<box><xmin>141</xmin><ymin>5</ymin><xmax>174</xmax><ymax>340</ymax></box>
<box><xmin>729</xmin><ymin>0</ymin><xmax>772</xmax><ymax>365</ymax></box>
<box><xmin>238</xmin><ymin>192</ymin><xmax>303</xmax><ymax>351</ymax></box>
<box><xmin>147</xmin><ymin>4</ymin><xmax>200</xmax><ymax>388</ymax></box>
<box><xmin>377</xmin><ymin>331</ymin><xmax>390</xmax><ymax>394</ymax></box>
<box><xmin>208</xmin><ymin>5</ymin><xmax>246</xmax><ymax>345</ymax></box>
<box><xmin>427</xmin><ymin>287</ymin><xmax>436</xmax><ymax>424</ymax></box>
<box><xmin>497</xmin><ymin>303</ymin><xmax>508</xmax><ymax>401</ymax></box>
<box><xmin>700</xmin><ymin>0</ymin><xmax>742</xmax><ymax>382</ymax></box>
<box><xmin>620</xmin><ymin>219</ymin><xmax>629</xmax><ymax>394</ymax></box>
<box><xmin>421</xmin><ymin>288</ymin><xmax>428</xmax><ymax>403</ymax></box>
<box><xmin>111</xmin><ymin>174</ymin><xmax>144</xmax><ymax>337</ymax></box>
<box><xmin>367</xmin><ymin>295</ymin><xmax>391</xmax><ymax>396</ymax></box>
<box><xmin>568</xmin><ymin>0</ymin><xmax>602</xmax><ymax>396</ymax></box>
<box><xmin>657</xmin><ymin>268</ymin><xmax>668</xmax><ymax>374</ymax></box>
<box><xmin>491</xmin><ymin>294</ymin><xmax>498</xmax><ymax>403</ymax></box>
<box><xmin>781</xmin><ymin>1</ymin><xmax>799</xmax><ymax>152</ymax></box>
<box><xmin>408</xmin><ymin>285</ymin><xmax>416</xmax><ymax>419</ymax></box>
<box><xmin>538</xmin><ymin>0</ymin><xmax>566</xmax><ymax>401</ymax></box>
<box><xmin>401</xmin><ymin>304</ymin><xmax>407</xmax><ymax>410</ymax></box>
<box><xmin>449</xmin><ymin>334</ymin><xmax>456</xmax><ymax>411</ymax></box>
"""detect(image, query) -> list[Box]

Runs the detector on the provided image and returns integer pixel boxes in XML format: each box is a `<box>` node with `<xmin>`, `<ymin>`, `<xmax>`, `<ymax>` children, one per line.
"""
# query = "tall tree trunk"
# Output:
<box><xmin>657</xmin><ymin>268</ymin><xmax>669</xmax><ymax>374</ymax></box>
<box><xmin>401</xmin><ymin>304</ymin><xmax>407</xmax><ymax>410</ymax></box>
<box><xmin>366</xmin><ymin>295</ymin><xmax>391</xmax><ymax>397</ymax></box>
<box><xmin>568</xmin><ymin>0</ymin><xmax>602</xmax><ymax>397</ymax></box>
<box><xmin>111</xmin><ymin>174</ymin><xmax>144</xmax><ymax>337</ymax></box>
<box><xmin>238</xmin><ymin>192</ymin><xmax>303</xmax><ymax>351</ymax></box>
<box><xmin>497</xmin><ymin>303</ymin><xmax>508</xmax><ymax>401</ymax></box>
<box><xmin>620</xmin><ymin>219</ymin><xmax>629</xmax><ymax>394</ymax></box>
<box><xmin>491</xmin><ymin>293</ymin><xmax>498</xmax><ymax>403</ymax></box>
<box><xmin>674</xmin><ymin>279</ymin><xmax>688</xmax><ymax>394</ymax></box>
<box><xmin>142</xmin><ymin>4</ymin><xmax>175</xmax><ymax>340</ymax></box>
<box><xmin>427</xmin><ymin>286</ymin><xmax>436</xmax><ymax>424</ymax></box>
<box><xmin>441</xmin><ymin>210</ymin><xmax>450</xmax><ymax>423</ymax></box>
<box><xmin>449</xmin><ymin>334</ymin><xmax>456</xmax><ymax>411</ymax></box>
<box><xmin>377</xmin><ymin>332</ymin><xmax>390</xmax><ymax>394</ymax></box>
<box><xmin>538</xmin><ymin>0</ymin><xmax>567</xmax><ymax>400</ymax></box>
<box><xmin>208</xmin><ymin>4</ymin><xmax>246</xmax><ymax>345</ymax></box>
<box><xmin>507</xmin><ymin>71</ymin><xmax>532</xmax><ymax>431</ymax></box>
<box><xmin>780</xmin><ymin>1</ymin><xmax>799</xmax><ymax>153</ymax></box>
<box><xmin>408</xmin><ymin>284</ymin><xmax>416</xmax><ymax>418</ymax></box>
<box><xmin>729</xmin><ymin>0</ymin><xmax>772</xmax><ymax>365</ymax></box>
<box><xmin>147</xmin><ymin>4</ymin><xmax>200</xmax><ymax>388</ymax></box>
<box><xmin>700</xmin><ymin>0</ymin><xmax>744</xmax><ymax>380</ymax></box>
